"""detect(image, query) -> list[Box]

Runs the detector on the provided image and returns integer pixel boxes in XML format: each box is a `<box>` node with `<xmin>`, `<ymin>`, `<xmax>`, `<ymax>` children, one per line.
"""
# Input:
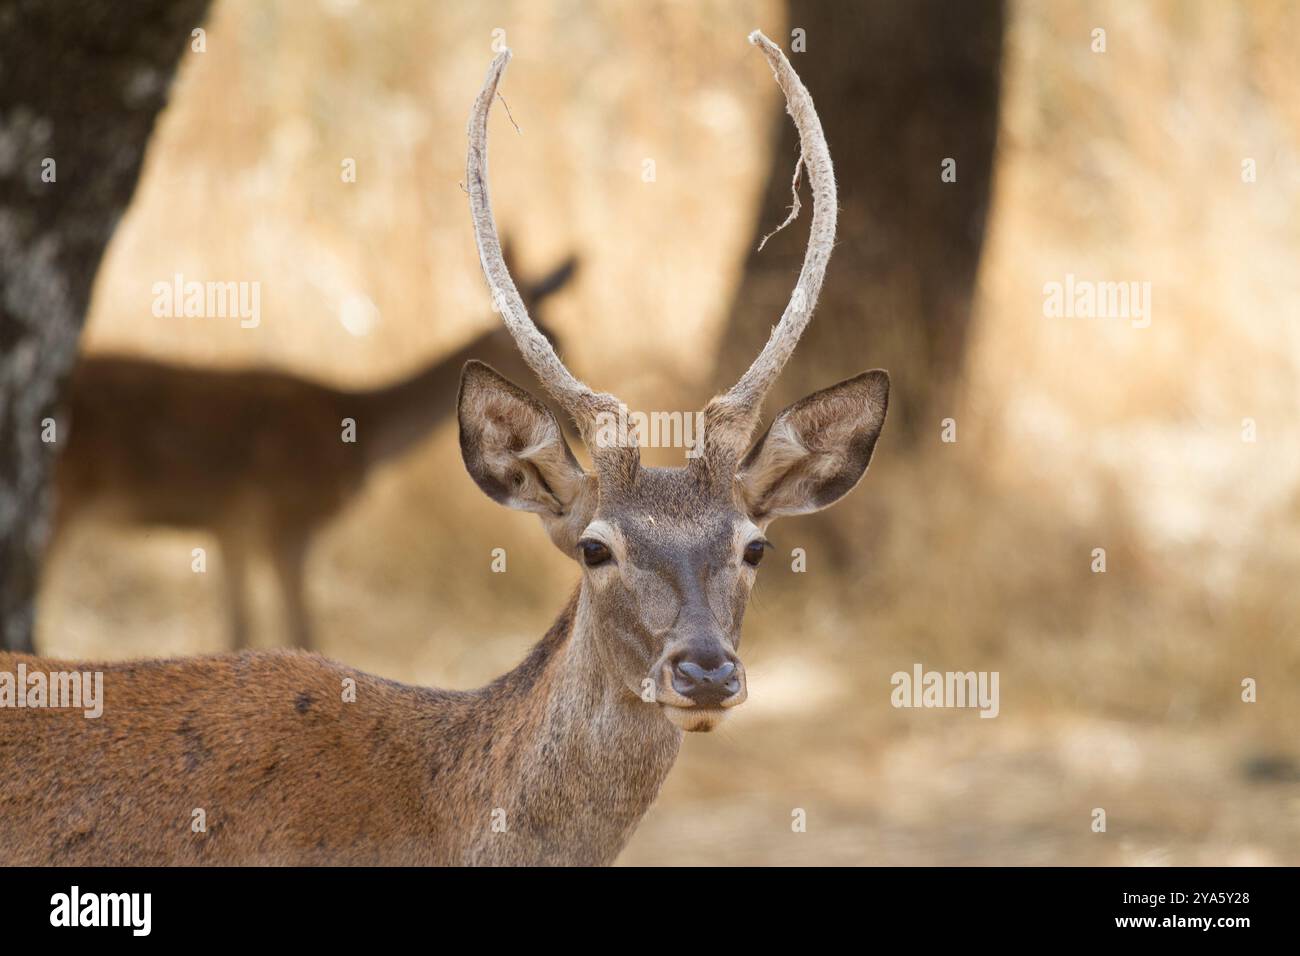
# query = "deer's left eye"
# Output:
<box><xmin>579</xmin><ymin>539</ymin><xmax>613</xmax><ymax>567</ymax></box>
<box><xmin>743</xmin><ymin>540</ymin><xmax>768</xmax><ymax>567</ymax></box>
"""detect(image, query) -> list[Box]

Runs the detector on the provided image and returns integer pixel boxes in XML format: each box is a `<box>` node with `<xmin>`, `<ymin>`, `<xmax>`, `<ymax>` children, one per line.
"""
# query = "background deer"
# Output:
<box><xmin>44</xmin><ymin>248</ymin><xmax>576</xmax><ymax>653</ymax></box>
<box><xmin>0</xmin><ymin>33</ymin><xmax>888</xmax><ymax>865</ymax></box>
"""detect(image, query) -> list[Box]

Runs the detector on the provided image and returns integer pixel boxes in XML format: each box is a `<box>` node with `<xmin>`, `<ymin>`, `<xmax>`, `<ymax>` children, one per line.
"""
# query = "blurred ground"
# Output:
<box><xmin>36</xmin><ymin>0</ymin><xmax>1300</xmax><ymax>864</ymax></box>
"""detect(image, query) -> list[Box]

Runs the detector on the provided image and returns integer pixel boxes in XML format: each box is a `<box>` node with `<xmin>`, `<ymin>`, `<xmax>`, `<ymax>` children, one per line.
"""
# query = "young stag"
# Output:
<box><xmin>0</xmin><ymin>33</ymin><xmax>888</xmax><ymax>866</ymax></box>
<box><xmin>44</xmin><ymin>248</ymin><xmax>575</xmax><ymax>653</ymax></box>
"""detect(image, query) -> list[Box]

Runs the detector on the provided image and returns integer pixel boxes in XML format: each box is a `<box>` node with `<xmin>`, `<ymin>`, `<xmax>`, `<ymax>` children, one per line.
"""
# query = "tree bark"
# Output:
<box><xmin>0</xmin><ymin>0</ymin><xmax>210</xmax><ymax>651</ymax></box>
<box><xmin>715</xmin><ymin>0</ymin><xmax>1005</xmax><ymax>441</ymax></box>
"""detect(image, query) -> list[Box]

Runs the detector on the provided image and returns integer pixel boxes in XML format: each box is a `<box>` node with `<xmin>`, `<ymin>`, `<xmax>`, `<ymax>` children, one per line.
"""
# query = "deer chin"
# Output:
<box><xmin>661</xmin><ymin>704</ymin><xmax>730</xmax><ymax>733</ymax></box>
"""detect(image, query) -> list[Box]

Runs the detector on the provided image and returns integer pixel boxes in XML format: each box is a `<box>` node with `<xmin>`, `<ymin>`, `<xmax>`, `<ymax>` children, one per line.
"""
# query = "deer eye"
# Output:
<box><xmin>743</xmin><ymin>540</ymin><xmax>769</xmax><ymax>567</ymax></box>
<box><xmin>578</xmin><ymin>539</ymin><xmax>612</xmax><ymax>567</ymax></box>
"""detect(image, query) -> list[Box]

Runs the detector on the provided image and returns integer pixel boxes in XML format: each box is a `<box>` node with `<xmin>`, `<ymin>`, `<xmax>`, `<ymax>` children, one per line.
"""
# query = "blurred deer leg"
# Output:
<box><xmin>272</xmin><ymin>533</ymin><xmax>312</xmax><ymax>650</ymax></box>
<box><xmin>219</xmin><ymin>537</ymin><xmax>251</xmax><ymax>651</ymax></box>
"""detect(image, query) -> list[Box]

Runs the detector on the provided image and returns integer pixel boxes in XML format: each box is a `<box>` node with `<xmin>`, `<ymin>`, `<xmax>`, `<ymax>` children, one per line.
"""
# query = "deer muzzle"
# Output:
<box><xmin>652</xmin><ymin>643</ymin><xmax>747</xmax><ymax>732</ymax></box>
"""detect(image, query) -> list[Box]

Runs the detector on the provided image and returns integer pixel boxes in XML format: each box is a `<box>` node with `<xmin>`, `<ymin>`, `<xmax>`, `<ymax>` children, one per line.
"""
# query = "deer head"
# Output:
<box><xmin>458</xmin><ymin>33</ymin><xmax>889</xmax><ymax>733</ymax></box>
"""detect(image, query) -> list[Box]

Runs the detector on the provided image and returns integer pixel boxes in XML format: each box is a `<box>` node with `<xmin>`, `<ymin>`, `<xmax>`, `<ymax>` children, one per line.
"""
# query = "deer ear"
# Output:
<box><xmin>737</xmin><ymin>370</ymin><xmax>889</xmax><ymax>522</ymax></box>
<box><xmin>458</xmin><ymin>361</ymin><xmax>588</xmax><ymax>516</ymax></box>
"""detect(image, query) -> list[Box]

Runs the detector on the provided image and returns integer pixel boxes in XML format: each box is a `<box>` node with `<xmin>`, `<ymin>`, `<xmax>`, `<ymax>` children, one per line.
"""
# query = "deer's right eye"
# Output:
<box><xmin>578</xmin><ymin>540</ymin><xmax>612</xmax><ymax>567</ymax></box>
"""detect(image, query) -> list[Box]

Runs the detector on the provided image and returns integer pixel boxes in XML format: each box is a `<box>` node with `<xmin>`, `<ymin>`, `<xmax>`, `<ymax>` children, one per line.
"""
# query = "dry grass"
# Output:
<box><xmin>36</xmin><ymin>0</ymin><xmax>1300</xmax><ymax>864</ymax></box>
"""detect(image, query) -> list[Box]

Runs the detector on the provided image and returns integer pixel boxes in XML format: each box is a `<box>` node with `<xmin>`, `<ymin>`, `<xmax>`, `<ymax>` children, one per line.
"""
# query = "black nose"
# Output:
<box><xmin>671</xmin><ymin>655</ymin><xmax>741</xmax><ymax>707</ymax></box>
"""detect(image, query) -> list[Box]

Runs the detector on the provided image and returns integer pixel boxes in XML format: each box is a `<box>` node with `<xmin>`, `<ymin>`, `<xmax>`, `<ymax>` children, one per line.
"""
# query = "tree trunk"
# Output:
<box><xmin>715</xmin><ymin>0</ymin><xmax>1005</xmax><ymax>441</ymax></box>
<box><xmin>0</xmin><ymin>0</ymin><xmax>210</xmax><ymax>652</ymax></box>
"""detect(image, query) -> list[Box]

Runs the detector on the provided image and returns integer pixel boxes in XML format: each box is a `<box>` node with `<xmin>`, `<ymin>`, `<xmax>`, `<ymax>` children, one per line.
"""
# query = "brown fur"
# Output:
<box><xmin>0</xmin><ymin>587</ymin><xmax>682</xmax><ymax>865</ymax></box>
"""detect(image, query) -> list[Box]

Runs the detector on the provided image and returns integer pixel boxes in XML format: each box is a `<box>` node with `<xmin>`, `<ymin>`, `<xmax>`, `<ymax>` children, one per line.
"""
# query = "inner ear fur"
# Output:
<box><xmin>457</xmin><ymin>360</ymin><xmax>587</xmax><ymax>516</ymax></box>
<box><xmin>737</xmin><ymin>370</ymin><xmax>889</xmax><ymax>521</ymax></box>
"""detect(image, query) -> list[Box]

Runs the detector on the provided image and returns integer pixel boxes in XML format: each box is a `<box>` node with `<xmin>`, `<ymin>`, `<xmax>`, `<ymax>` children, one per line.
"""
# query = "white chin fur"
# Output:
<box><xmin>662</xmin><ymin>705</ymin><xmax>730</xmax><ymax>733</ymax></box>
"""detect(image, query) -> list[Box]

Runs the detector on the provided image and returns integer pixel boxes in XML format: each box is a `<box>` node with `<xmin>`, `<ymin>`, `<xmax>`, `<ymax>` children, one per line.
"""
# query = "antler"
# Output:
<box><xmin>696</xmin><ymin>31</ymin><xmax>838</xmax><ymax>476</ymax></box>
<box><xmin>466</xmin><ymin>49</ymin><xmax>638</xmax><ymax>484</ymax></box>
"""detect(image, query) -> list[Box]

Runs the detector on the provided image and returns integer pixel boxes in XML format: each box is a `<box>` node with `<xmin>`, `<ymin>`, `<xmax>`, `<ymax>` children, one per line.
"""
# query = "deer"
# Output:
<box><xmin>43</xmin><ymin>247</ymin><xmax>576</xmax><ymax>653</ymax></box>
<box><xmin>0</xmin><ymin>33</ymin><xmax>889</xmax><ymax>866</ymax></box>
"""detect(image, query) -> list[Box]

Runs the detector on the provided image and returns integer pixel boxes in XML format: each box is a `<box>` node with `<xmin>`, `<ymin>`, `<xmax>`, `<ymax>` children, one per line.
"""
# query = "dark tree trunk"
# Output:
<box><xmin>0</xmin><ymin>0</ymin><xmax>209</xmax><ymax>652</ymax></box>
<box><xmin>714</xmin><ymin>0</ymin><xmax>1005</xmax><ymax>441</ymax></box>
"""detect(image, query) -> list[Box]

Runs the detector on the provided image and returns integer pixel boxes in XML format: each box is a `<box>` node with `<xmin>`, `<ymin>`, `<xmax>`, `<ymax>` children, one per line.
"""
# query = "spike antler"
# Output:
<box><xmin>696</xmin><ymin>30</ymin><xmax>838</xmax><ymax>477</ymax></box>
<box><xmin>466</xmin><ymin>49</ymin><xmax>638</xmax><ymax>484</ymax></box>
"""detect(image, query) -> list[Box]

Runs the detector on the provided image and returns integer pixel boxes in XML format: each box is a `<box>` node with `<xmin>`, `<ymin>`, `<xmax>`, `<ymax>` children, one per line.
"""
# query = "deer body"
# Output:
<box><xmin>7</xmin><ymin>35</ymin><xmax>891</xmax><ymax>866</ymax></box>
<box><xmin>52</xmin><ymin>354</ymin><xmax>433</xmax><ymax>653</ymax></box>
<box><xmin>0</xmin><ymin>588</ymin><xmax>681</xmax><ymax>865</ymax></box>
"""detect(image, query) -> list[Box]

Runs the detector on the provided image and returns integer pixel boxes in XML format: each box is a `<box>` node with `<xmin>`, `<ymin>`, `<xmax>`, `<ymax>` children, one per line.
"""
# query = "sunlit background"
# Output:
<box><xmin>37</xmin><ymin>0</ymin><xmax>1300</xmax><ymax>864</ymax></box>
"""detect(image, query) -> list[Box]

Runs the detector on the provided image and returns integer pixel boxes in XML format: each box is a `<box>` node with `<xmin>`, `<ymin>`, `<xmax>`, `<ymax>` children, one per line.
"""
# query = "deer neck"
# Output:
<box><xmin>449</xmin><ymin>585</ymin><xmax>682</xmax><ymax>865</ymax></box>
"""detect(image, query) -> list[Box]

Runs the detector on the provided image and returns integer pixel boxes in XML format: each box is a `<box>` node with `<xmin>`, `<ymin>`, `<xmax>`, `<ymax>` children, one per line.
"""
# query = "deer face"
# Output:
<box><xmin>573</xmin><ymin>470</ymin><xmax>758</xmax><ymax>732</ymax></box>
<box><xmin>458</xmin><ymin>361</ymin><xmax>889</xmax><ymax>732</ymax></box>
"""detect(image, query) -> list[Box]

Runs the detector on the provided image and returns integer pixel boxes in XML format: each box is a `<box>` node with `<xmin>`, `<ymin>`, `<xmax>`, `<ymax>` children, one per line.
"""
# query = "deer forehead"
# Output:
<box><xmin>584</xmin><ymin>497</ymin><xmax>756</xmax><ymax>558</ymax></box>
<box><xmin>598</xmin><ymin>466</ymin><xmax>735</xmax><ymax>519</ymax></box>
